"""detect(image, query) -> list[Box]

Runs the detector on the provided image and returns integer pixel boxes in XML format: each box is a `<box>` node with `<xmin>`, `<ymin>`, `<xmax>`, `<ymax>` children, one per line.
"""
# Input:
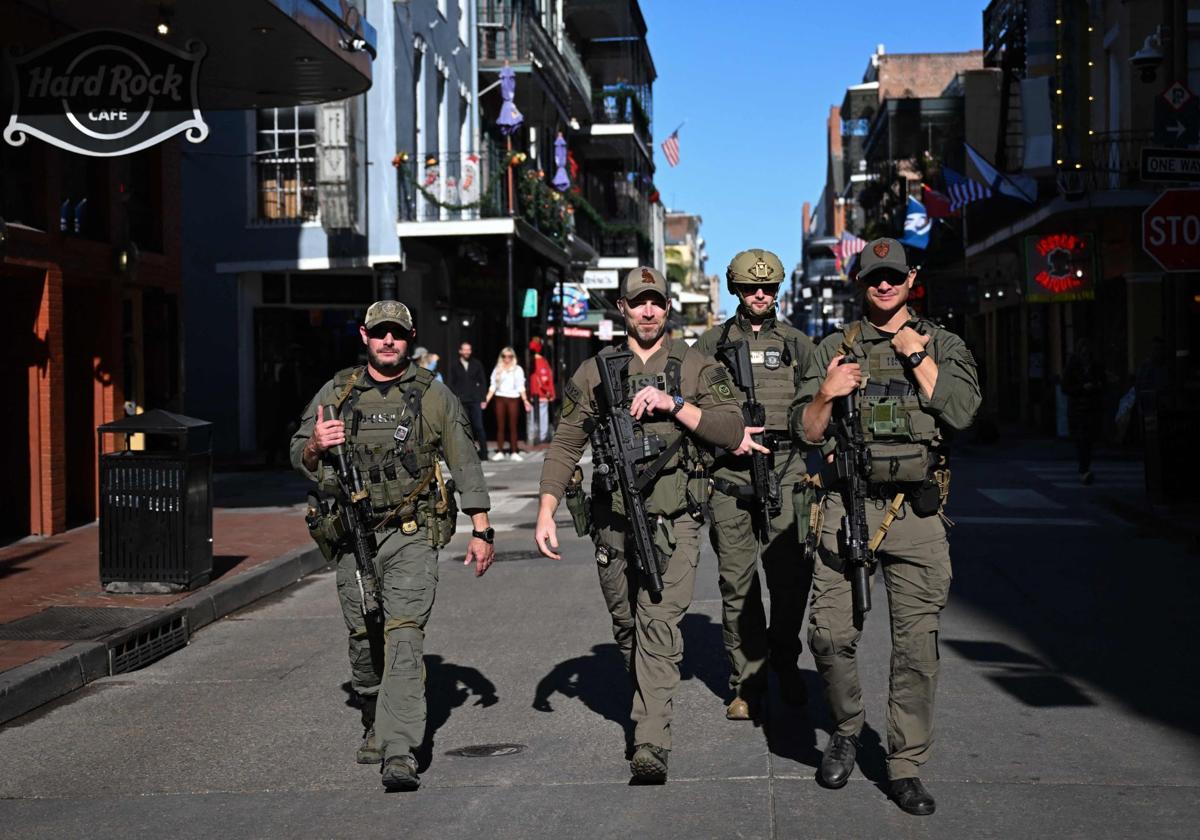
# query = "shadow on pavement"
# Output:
<box><xmin>943</xmin><ymin>639</ymin><xmax>1096</xmax><ymax>708</ymax></box>
<box><xmin>532</xmin><ymin>643</ymin><xmax>635</xmax><ymax>751</ymax></box>
<box><xmin>211</xmin><ymin>555</ymin><xmax>248</xmax><ymax>581</ymax></box>
<box><xmin>417</xmin><ymin>655</ymin><xmax>498</xmax><ymax>771</ymax></box>
<box><xmin>679</xmin><ymin>613</ymin><xmax>728</xmax><ymax>702</ymax></box>
<box><xmin>762</xmin><ymin>670</ymin><xmax>825</xmax><ymax>769</ymax></box>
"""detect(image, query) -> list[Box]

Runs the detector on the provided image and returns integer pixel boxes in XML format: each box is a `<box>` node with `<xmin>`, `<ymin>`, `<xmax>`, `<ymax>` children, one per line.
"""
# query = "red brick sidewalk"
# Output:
<box><xmin>0</xmin><ymin>506</ymin><xmax>313</xmax><ymax>676</ymax></box>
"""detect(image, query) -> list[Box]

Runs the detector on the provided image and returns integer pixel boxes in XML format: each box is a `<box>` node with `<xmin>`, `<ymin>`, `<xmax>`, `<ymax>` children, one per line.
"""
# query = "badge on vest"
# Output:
<box><xmin>764</xmin><ymin>348</ymin><xmax>782</xmax><ymax>370</ymax></box>
<box><xmin>401</xmin><ymin>518</ymin><xmax>419</xmax><ymax>535</ymax></box>
<box><xmin>393</xmin><ymin>424</ymin><xmax>411</xmax><ymax>444</ymax></box>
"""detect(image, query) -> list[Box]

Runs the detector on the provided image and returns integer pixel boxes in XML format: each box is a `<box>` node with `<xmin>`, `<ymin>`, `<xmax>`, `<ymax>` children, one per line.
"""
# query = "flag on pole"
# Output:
<box><xmin>661</xmin><ymin>126</ymin><xmax>681</xmax><ymax>167</ymax></box>
<box><xmin>965</xmin><ymin>143</ymin><xmax>1037</xmax><ymax>203</ymax></box>
<box><xmin>921</xmin><ymin>183</ymin><xmax>955</xmax><ymax>217</ymax></box>
<box><xmin>833</xmin><ymin>231</ymin><xmax>867</xmax><ymax>275</ymax></box>
<box><xmin>942</xmin><ymin>166</ymin><xmax>992</xmax><ymax>211</ymax></box>
<box><xmin>899</xmin><ymin>195</ymin><xmax>931</xmax><ymax>250</ymax></box>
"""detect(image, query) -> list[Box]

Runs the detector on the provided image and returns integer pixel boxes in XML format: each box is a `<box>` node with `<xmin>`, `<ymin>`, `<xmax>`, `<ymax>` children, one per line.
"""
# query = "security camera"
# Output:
<box><xmin>1130</xmin><ymin>27</ymin><xmax>1163</xmax><ymax>83</ymax></box>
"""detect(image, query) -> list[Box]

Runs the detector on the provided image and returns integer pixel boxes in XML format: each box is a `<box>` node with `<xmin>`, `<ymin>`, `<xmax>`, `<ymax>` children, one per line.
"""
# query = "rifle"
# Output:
<box><xmin>321</xmin><ymin>405</ymin><xmax>385</xmax><ymax>673</ymax></box>
<box><xmin>715</xmin><ymin>338</ymin><xmax>781</xmax><ymax>543</ymax></box>
<box><xmin>585</xmin><ymin>350</ymin><xmax>668</xmax><ymax>596</ymax></box>
<box><xmin>829</xmin><ymin>362</ymin><xmax>874</xmax><ymax>619</ymax></box>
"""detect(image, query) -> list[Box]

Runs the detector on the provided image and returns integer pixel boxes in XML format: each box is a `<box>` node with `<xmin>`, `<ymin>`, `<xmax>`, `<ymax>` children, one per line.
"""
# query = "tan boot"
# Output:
<box><xmin>725</xmin><ymin>697</ymin><xmax>752</xmax><ymax>720</ymax></box>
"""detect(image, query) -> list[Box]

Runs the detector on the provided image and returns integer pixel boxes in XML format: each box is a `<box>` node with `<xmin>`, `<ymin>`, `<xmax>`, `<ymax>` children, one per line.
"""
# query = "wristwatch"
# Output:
<box><xmin>903</xmin><ymin>350</ymin><xmax>929</xmax><ymax>370</ymax></box>
<box><xmin>471</xmin><ymin>527</ymin><xmax>495</xmax><ymax>544</ymax></box>
<box><xmin>670</xmin><ymin>394</ymin><xmax>686</xmax><ymax>416</ymax></box>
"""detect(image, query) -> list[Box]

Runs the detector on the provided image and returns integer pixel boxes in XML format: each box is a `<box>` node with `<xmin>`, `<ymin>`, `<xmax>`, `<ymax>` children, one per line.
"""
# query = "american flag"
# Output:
<box><xmin>833</xmin><ymin>231</ymin><xmax>867</xmax><ymax>262</ymax></box>
<box><xmin>943</xmin><ymin>165</ymin><xmax>992</xmax><ymax>211</ymax></box>
<box><xmin>660</xmin><ymin>128</ymin><xmax>681</xmax><ymax>167</ymax></box>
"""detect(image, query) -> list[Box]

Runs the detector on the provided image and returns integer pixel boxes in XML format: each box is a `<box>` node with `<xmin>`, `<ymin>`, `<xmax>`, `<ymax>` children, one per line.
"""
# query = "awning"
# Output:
<box><xmin>1</xmin><ymin>0</ymin><xmax>376</xmax><ymax>110</ymax></box>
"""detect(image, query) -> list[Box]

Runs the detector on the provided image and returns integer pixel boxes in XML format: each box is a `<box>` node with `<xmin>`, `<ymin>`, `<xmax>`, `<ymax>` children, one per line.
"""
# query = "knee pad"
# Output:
<box><xmin>384</xmin><ymin>618</ymin><xmax>423</xmax><ymax>676</ymax></box>
<box><xmin>642</xmin><ymin>618</ymin><xmax>680</xmax><ymax>658</ymax></box>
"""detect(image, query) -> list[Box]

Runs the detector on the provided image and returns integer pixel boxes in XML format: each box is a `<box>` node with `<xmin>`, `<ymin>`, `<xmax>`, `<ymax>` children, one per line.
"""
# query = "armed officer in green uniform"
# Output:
<box><xmin>694</xmin><ymin>249</ymin><xmax>816</xmax><ymax>721</ymax></box>
<box><xmin>792</xmin><ymin>239</ymin><xmax>980</xmax><ymax>815</ymax></box>
<box><xmin>534</xmin><ymin>267</ymin><xmax>744</xmax><ymax>783</ymax></box>
<box><xmin>291</xmin><ymin>300</ymin><xmax>495</xmax><ymax>793</ymax></box>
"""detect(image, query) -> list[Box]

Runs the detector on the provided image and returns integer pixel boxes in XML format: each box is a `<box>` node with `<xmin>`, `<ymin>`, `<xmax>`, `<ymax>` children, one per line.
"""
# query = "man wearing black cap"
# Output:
<box><xmin>534</xmin><ymin>267</ymin><xmax>744</xmax><ymax>783</ymax></box>
<box><xmin>291</xmin><ymin>300</ymin><xmax>495</xmax><ymax>793</ymax></box>
<box><xmin>792</xmin><ymin>238</ymin><xmax>980</xmax><ymax>815</ymax></box>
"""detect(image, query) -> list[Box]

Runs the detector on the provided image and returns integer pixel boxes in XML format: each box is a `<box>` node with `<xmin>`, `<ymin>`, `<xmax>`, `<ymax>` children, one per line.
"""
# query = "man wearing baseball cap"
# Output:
<box><xmin>792</xmin><ymin>238</ymin><xmax>981</xmax><ymax>815</ymax></box>
<box><xmin>535</xmin><ymin>267</ymin><xmax>744</xmax><ymax>782</ymax></box>
<box><xmin>291</xmin><ymin>299</ymin><xmax>495</xmax><ymax>792</ymax></box>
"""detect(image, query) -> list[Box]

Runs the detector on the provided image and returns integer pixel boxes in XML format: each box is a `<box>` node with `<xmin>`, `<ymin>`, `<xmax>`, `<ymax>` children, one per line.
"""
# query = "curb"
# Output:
<box><xmin>0</xmin><ymin>545</ymin><xmax>328</xmax><ymax>727</ymax></box>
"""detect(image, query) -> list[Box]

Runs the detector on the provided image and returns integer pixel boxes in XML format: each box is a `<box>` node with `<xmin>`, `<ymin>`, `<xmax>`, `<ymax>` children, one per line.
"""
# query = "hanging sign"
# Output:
<box><xmin>1023</xmin><ymin>233</ymin><xmax>1095</xmax><ymax>302</ymax></box>
<box><xmin>522</xmin><ymin>288</ymin><xmax>539</xmax><ymax>318</ymax></box>
<box><xmin>4</xmin><ymin>29</ymin><xmax>208</xmax><ymax>156</ymax></box>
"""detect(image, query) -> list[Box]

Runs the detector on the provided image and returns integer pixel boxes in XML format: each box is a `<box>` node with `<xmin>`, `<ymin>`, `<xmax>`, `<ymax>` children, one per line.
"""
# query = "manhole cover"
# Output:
<box><xmin>445</xmin><ymin>743</ymin><xmax>526</xmax><ymax>758</ymax></box>
<box><xmin>491</xmin><ymin>550</ymin><xmax>544</xmax><ymax>562</ymax></box>
<box><xmin>0</xmin><ymin>607</ymin><xmax>161</xmax><ymax>641</ymax></box>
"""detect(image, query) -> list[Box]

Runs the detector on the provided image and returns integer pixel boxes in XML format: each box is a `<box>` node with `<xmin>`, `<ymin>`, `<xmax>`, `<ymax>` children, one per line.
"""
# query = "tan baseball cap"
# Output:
<box><xmin>620</xmin><ymin>266</ymin><xmax>669</xmax><ymax>301</ymax></box>
<box><xmin>363</xmin><ymin>300</ymin><xmax>414</xmax><ymax>331</ymax></box>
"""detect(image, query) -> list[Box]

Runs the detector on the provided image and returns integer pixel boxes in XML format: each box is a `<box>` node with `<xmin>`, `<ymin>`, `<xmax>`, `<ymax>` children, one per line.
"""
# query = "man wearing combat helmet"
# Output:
<box><xmin>695</xmin><ymin>249</ymin><xmax>816</xmax><ymax>721</ymax></box>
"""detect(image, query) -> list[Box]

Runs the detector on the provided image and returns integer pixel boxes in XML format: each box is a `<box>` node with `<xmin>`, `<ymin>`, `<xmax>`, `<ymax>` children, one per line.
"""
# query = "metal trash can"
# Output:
<box><xmin>97</xmin><ymin>410</ymin><xmax>213</xmax><ymax>593</ymax></box>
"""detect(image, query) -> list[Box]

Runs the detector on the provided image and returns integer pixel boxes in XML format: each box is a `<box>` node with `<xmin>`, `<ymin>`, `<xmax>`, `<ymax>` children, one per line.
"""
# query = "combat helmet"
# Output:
<box><xmin>726</xmin><ymin>249</ymin><xmax>784</xmax><ymax>294</ymax></box>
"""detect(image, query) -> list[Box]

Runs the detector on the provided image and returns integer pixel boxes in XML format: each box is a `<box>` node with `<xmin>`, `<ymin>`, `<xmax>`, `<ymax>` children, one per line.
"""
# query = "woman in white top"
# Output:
<box><xmin>484</xmin><ymin>346</ymin><xmax>531</xmax><ymax>460</ymax></box>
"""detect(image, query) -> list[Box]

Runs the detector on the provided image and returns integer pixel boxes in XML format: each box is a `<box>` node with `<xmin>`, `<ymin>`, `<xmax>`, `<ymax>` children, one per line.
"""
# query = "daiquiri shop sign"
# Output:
<box><xmin>4</xmin><ymin>29</ymin><xmax>207</xmax><ymax>156</ymax></box>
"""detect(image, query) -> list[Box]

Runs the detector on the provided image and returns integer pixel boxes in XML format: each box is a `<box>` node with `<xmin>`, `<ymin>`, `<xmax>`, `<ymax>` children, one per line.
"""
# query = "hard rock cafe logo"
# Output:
<box><xmin>4</xmin><ymin>29</ymin><xmax>208</xmax><ymax>157</ymax></box>
<box><xmin>873</xmin><ymin>242</ymin><xmax>890</xmax><ymax>258</ymax></box>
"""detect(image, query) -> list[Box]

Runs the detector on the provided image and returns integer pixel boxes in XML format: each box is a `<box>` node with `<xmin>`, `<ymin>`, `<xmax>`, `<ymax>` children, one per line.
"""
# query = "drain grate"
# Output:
<box><xmin>491</xmin><ymin>550</ymin><xmax>545</xmax><ymax>563</ymax></box>
<box><xmin>0</xmin><ymin>607</ymin><xmax>161</xmax><ymax>641</ymax></box>
<box><xmin>445</xmin><ymin>743</ymin><xmax>526</xmax><ymax>758</ymax></box>
<box><xmin>108</xmin><ymin>613</ymin><xmax>188</xmax><ymax>674</ymax></box>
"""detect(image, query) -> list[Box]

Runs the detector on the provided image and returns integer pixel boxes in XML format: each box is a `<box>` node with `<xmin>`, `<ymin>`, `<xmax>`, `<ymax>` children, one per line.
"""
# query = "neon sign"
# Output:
<box><xmin>1024</xmin><ymin>233</ymin><xmax>1095</xmax><ymax>302</ymax></box>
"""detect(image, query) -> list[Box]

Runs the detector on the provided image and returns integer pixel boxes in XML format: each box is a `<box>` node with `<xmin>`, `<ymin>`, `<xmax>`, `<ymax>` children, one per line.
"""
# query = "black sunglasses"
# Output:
<box><xmin>861</xmin><ymin>269</ymin><xmax>910</xmax><ymax>287</ymax></box>
<box><xmin>367</xmin><ymin>324</ymin><xmax>411</xmax><ymax>340</ymax></box>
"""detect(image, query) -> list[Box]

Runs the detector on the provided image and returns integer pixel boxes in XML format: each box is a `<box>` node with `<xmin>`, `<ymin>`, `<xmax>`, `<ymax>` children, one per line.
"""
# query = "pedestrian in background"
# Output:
<box><xmin>413</xmin><ymin>347</ymin><xmax>443</xmax><ymax>383</ymax></box>
<box><xmin>447</xmin><ymin>341</ymin><xmax>489</xmax><ymax>460</ymax></box>
<box><xmin>1062</xmin><ymin>337</ymin><xmax>1104</xmax><ymax>485</ymax></box>
<box><xmin>527</xmin><ymin>336</ymin><xmax>556</xmax><ymax>445</ymax></box>
<box><xmin>485</xmin><ymin>346</ymin><xmax>531</xmax><ymax>461</ymax></box>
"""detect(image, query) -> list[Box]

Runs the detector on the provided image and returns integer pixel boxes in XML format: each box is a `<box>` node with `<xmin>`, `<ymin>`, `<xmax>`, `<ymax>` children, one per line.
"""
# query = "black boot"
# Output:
<box><xmin>817</xmin><ymin>733</ymin><xmax>857</xmax><ymax>789</ymax></box>
<box><xmin>890</xmin><ymin>778</ymin><xmax>936</xmax><ymax>815</ymax></box>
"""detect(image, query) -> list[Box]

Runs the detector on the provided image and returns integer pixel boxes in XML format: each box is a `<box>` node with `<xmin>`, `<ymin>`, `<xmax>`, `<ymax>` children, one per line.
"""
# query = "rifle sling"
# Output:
<box><xmin>632</xmin><ymin>434</ymin><xmax>684</xmax><ymax>493</ymax></box>
<box><xmin>867</xmin><ymin>492</ymin><xmax>905</xmax><ymax>553</ymax></box>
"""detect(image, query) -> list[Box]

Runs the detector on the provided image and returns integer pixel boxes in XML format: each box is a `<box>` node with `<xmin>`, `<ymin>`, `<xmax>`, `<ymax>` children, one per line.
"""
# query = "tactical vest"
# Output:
<box><xmin>841</xmin><ymin>321</ymin><xmax>941</xmax><ymax>484</ymax></box>
<box><xmin>593</xmin><ymin>342</ymin><xmax>699</xmax><ymax>518</ymax></box>
<box><xmin>717</xmin><ymin>317</ymin><xmax>804</xmax><ymax>431</ymax></box>
<box><xmin>319</xmin><ymin>365</ymin><xmax>440</xmax><ymax>515</ymax></box>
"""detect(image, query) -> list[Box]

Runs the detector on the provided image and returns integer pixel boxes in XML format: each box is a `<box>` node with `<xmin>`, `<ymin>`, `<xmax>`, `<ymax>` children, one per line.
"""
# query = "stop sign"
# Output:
<box><xmin>1143</xmin><ymin>188</ymin><xmax>1200</xmax><ymax>272</ymax></box>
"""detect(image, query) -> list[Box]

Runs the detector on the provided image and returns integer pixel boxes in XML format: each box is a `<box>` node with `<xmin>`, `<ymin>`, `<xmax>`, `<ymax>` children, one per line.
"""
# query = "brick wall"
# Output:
<box><xmin>876</xmin><ymin>51</ymin><xmax>984</xmax><ymax>100</ymax></box>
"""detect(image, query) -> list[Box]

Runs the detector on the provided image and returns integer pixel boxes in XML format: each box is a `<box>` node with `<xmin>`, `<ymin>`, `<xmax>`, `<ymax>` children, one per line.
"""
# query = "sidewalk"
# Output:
<box><xmin>0</xmin><ymin>470</ymin><xmax>322</xmax><ymax>724</ymax></box>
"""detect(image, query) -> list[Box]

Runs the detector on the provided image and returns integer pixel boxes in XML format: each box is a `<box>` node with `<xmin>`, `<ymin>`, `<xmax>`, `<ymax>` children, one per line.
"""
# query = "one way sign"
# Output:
<box><xmin>1154</xmin><ymin>82</ymin><xmax>1200</xmax><ymax>148</ymax></box>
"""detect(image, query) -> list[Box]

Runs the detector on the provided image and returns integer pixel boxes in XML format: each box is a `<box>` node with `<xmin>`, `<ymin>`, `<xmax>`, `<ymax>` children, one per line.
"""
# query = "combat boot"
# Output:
<box><xmin>381</xmin><ymin>754</ymin><xmax>420</xmax><ymax>792</ymax></box>
<box><xmin>725</xmin><ymin>697</ymin><xmax>753</xmax><ymax>720</ymax></box>
<box><xmin>629</xmin><ymin>743</ymin><xmax>669</xmax><ymax>784</ymax></box>
<box><xmin>817</xmin><ymin>733</ymin><xmax>857</xmax><ymax>789</ymax></box>
<box><xmin>356</xmin><ymin>695</ymin><xmax>381</xmax><ymax>764</ymax></box>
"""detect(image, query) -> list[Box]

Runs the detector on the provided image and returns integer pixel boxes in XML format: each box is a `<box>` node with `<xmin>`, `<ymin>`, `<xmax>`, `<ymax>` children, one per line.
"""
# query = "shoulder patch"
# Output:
<box><xmin>561</xmin><ymin>379</ymin><xmax>583</xmax><ymax>418</ymax></box>
<box><xmin>705</xmin><ymin>365</ymin><xmax>737</xmax><ymax>402</ymax></box>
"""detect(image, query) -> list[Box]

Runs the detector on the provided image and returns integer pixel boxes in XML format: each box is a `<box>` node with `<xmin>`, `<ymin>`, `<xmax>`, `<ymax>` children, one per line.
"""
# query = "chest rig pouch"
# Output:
<box><xmin>843</xmin><ymin>325</ymin><xmax>941</xmax><ymax>486</ymax></box>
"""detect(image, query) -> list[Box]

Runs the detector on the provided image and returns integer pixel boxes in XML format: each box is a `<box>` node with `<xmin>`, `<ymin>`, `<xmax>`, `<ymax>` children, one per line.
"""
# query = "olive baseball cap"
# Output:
<box><xmin>857</xmin><ymin>237</ymin><xmax>910</xmax><ymax>280</ymax></box>
<box><xmin>363</xmin><ymin>300</ymin><xmax>414</xmax><ymax>331</ymax></box>
<box><xmin>621</xmin><ymin>266</ymin><xmax>669</xmax><ymax>301</ymax></box>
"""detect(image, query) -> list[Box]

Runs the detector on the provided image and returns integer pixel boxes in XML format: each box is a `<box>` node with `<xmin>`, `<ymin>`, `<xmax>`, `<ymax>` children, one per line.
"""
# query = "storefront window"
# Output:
<box><xmin>254</xmin><ymin>106</ymin><xmax>318</xmax><ymax>223</ymax></box>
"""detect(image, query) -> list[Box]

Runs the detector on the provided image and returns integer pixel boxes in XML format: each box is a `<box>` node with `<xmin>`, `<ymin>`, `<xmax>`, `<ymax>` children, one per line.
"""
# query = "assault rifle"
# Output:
<box><xmin>321</xmin><ymin>405</ymin><xmax>385</xmax><ymax>671</ymax></box>
<box><xmin>829</xmin><ymin>363</ymin><xmax>874</xmax><ymax>618</ymax></box>
<box><xmin>585</xmin><ymin>351</ymin><xmax>667</xmax><ymax>596</ymax></box>
<box><xmin>715</xmin><ymin>338</ymin><xmax>781</xmax><ymax>543</ymax></box>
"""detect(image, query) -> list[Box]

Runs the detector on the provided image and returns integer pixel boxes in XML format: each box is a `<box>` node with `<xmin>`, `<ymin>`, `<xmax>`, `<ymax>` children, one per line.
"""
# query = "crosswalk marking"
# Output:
<box><xmin>978</xmin><ymin>489</ymin><xmax>1063</xmax><ymax>509</ymax></box>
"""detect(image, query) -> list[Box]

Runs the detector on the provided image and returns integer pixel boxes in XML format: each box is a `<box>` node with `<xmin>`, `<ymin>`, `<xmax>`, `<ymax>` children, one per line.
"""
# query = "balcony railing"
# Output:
<box><xmin>477</xmin><ymin>1</ymin><xmax>585</xmax><ymax>117</ymax></box>
<box><xmin>397</xmin><ymin>147</ymin><xmax>597</xmax><ymax>251</ymax></box>
<box><xmin>1084</xmin><ymin>131</ymin><xmax>1155</xmax><ymax>191</ymax></box>
<box><xmin>557</xmin><ymin>31</ymin><xmax>593</xmax><ymax>110</ymax></box>
<box><xmin>593</xmin><ymin>83</ymin><xmax>652</xmax><ymax>144</ymax></box>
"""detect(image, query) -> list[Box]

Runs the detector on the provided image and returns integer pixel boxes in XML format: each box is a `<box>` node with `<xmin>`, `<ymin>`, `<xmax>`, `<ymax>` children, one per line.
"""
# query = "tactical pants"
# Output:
<box><xmin>594</xmin><ymin>514</ymin><xmax>701</xmax><ymax>751</ymax></box>
<box><xmin>808</xmin><ymin>491</ymin><xmax>951</xmax><ymax>781</ymax></box>
<box><xmin>337</xmin><ymin>526</ymin><xmax>439</xmax><ymax>761</ymax></box>
<box><xmin>709</xmin><ymin>454</ymin><xmax>813</xmax><ymax>698</ymax></box>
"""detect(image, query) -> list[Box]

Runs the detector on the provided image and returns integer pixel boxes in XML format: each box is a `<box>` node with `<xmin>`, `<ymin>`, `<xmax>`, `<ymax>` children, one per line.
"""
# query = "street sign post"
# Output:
<box><xmin>1153</xmin><ymin>82</ymin><xmax>1200</xmax><ymax>148</ymax></box>
<box><xmin>1142</xmin><ymin>188</ymin><xmax>1200</xmax><ymax>272</ymax></box>
<box><xmin>1140</xmin><ymin>147</ymin><xmax>1200</xmax><ymax>182</ymax></box>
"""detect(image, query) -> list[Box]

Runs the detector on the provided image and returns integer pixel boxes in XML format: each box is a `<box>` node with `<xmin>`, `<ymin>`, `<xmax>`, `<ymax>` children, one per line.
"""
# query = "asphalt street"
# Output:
<box><xmin>1</xmin><ymin>443</ymin><xmax>1198</xmax><ymax>839</ymax></box>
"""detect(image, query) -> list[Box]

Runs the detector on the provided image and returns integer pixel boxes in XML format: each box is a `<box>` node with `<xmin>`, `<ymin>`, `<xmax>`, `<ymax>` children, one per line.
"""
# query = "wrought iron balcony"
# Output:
<box><xmin>1084</xmin><ymin>131</ymin><xmax>1156</xmax><ymax>191</ymax></box>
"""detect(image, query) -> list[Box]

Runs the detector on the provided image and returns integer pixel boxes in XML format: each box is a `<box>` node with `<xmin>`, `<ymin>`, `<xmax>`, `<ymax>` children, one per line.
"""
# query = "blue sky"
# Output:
<box><xmin>641</xmin><ymin>0</ymin><xmax>989</xmax><ymax>318</ymax></box>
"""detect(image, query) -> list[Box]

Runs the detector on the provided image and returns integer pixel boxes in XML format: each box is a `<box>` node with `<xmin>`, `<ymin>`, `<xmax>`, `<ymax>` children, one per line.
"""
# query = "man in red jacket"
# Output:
<box><xmin>527</xmin><ymin>337</ymin><xmax>556</xmax><ymax>444</ymax></box>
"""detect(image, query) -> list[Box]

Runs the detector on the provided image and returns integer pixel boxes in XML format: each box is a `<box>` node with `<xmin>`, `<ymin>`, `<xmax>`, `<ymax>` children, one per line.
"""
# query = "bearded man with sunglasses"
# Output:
<box><xmin>792</xmin><ymin>238</ymin><xmax>980</xmax><ymax>816</ymax></box>
<box><xmin>693</xmin><ymin>249</ymin><xmax>816</xmax><ymax>723</ymax></box>
<box><xmin>290</xmin><ymin>300</ymin><xmax>495</xmax><ymax>793</ymax></box>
